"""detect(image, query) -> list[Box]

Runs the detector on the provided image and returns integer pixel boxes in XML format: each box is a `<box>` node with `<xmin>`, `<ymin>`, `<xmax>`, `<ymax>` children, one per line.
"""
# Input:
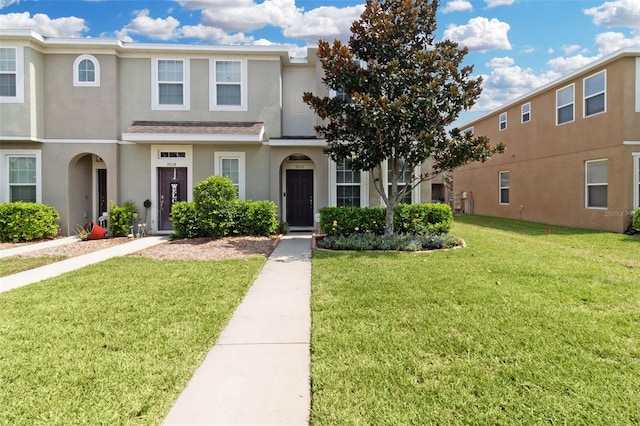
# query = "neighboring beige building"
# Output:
<box><xmin>0</xmin><ymin>30</ymin><xmax>433</xmax><ymax>235</ymax></box>
<box><xmin>453</xmin><ymin>48</ymin><xmax>640</xmax><ymax>233</ymax></box>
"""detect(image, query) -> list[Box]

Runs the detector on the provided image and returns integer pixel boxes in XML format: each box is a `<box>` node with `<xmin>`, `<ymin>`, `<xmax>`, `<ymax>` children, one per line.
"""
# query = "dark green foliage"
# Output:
<box><xmin>233</xmin><ymin>200</ymin><xmax>279</xmax><ymax>236</ymax></box>
<box><xmin>169</xmin><ymin>176</ymin><xmax>278</xmax><ymax>238</ymax></box>
<box><xmin>319</xmin><ymin>203</ymin><xmax>453</xmax><ymax>237</ymax></box>
<box><xmin>0</xmin><ymin>202</ymin><xmax>60</xmax><ymax>242</ymax></box>
<box><xmin>303</xmin><ymin>0</ymin><xmax>504</xmax><ymax>234</ymax></box>
<box><xmin>633</xmin><ymin>208</ymin><xmax>640</xmax><ymax>229</ymax></box>
<box><xmin>193</xmin><ymin>176</ymin><xmax>237</xmax><ymax>238</ymax></box>
<box><xmin>109</xmin><ymin>201</ymin><xmax>138</xmax><ymax>237</ymax></box>
<box><xmin>169</xmin><ymin>201</ymin><xmax>202</xmax><ymax>238</ymax></box>
<box><xmin>318</xmin><ymin>233</ymin><xmax>462</xmax><ymax>251</ymax></box>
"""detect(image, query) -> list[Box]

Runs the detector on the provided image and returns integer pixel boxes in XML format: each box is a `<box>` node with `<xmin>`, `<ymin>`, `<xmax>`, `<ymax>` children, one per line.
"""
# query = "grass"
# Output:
<box><xmin>0</xmin><ymin>256</ymin><xmax>67</xmax><ymax>277</ymax></box>
<box><xmin>311</xmin><ymin>215</ymin><xmax>639</xmax><ymax>425</ymax></box>
<box><xmin>0</xmin><ymin>256</ymin><xmax>265</xmax><ymax>425</ymax></box>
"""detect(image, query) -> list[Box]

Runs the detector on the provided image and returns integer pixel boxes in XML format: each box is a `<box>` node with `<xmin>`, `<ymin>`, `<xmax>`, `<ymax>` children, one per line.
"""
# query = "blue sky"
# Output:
<box><xmin>1</xmin><ymin>0</ymin><xmax>639</xmax><ymax>124</ymax></box>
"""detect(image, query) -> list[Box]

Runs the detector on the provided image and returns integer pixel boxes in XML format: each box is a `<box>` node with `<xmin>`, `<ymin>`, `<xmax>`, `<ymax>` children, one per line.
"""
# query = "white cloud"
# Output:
<box><xmin>283</xmin><ymin>5</ymin><xmax>364</xmax><ymax>40</ymax></box>
<box><xmin>199</xmin><ymin>0</ymin><xmax>301</xmax><ymax>32</ymax></box>
<box><xmin>443</xmin><ymin>0</ymin><xmax>472</xmax><ymax>13</ymax></box>
<box><xmin>442</xmin><ymin>17</ymin><xmax>511</xmax><ymax>51</ymax></box>
<box><xmin>0</xmin><ymin>12</ymin><xmax>87</xmax><ymax>37</ymax></box>
<box><xmin>561</xmin><ymin>44</ymin><xmax>582</xmax><ymax>55</ymax></box>
<box><xmin>116</xmin><ymin>9</ymin><xmax>180</xmax><ymax>41</ymax></box>
<box><xmin>179</xmin><ymin>24</ymin><xmax>254</xmax><ymax>44</ymax></box>
<box><xmin>547</xmin><ymin>54</ymin><xmax>598</xmax><ymax>74</ymax></box>
<box><xmin>594</xmin><ymin>30</ymin><xmax>640</xmax><ymax>53</ymax></box>
<box><xmin>584</xmin><ymin>0</ymin><xmax>640</xmax><ymax>27</ymax></box>
<box><xmin>485</xmin><ymin>0</ymin><xmax>515</xmax><ymax>7</ymax></box>
<box><xmin>0</xmin><ymin>0</ymin><xmax>19</xmax><ymax>9</ymax></box>
<box><xmin>486</xmin><ymin>56</ymin><xmax>515</xmax><ymax>68</ymax></box>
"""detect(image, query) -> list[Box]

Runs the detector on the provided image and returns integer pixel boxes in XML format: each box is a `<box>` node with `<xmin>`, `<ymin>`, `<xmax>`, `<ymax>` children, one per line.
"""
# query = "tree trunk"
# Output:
<box><xmin>384</xmin><ymin>201</ymin><xmax>395</xmax><ymax>236</ymax></box>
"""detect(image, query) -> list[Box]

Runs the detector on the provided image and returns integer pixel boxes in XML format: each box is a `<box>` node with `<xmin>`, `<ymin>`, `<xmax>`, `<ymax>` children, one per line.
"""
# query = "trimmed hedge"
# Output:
<box><xmin>318</xmin><ymin>233</ymin><xmax>463</xmax><ymax>251</ymax></box>
<box><xmin>0</xmin><ymin>202</ymin><xmax>60</xmax><ymax>242</ymax></box>
<box><xmin>319</xmin><ymin>203</ymin><xmax>453</xmax><ymax>237</ymax></box>
<box><xmin>170</xmin><ymin>176</ymin><xmax>279</xmax><ymax>239</ymax></box>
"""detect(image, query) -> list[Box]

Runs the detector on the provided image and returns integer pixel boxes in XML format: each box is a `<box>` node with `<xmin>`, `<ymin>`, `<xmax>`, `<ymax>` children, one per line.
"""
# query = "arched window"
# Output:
<box><xmin>73</xmin><ymin>55</ymin><xmax>100</xmax><ymax>87</ymax></box>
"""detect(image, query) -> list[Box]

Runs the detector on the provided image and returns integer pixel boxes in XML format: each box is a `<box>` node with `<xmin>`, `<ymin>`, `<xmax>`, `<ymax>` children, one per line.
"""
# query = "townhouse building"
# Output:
<box><xmin>453</xmin><ymin>48</ymin><xmax>640</xmax><ymax>232</ymax></box>
<box><xmin>0</xmin><ymin>30</ymin><xmax>433</xmax><ymax>236</ymax></box>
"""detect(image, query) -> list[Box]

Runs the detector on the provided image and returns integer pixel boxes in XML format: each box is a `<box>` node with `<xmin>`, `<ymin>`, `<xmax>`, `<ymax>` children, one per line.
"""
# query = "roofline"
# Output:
<box><xmin>457</xmin><ymin>46</ymin><xmax>640</xmax><ymax>129</ymax></box>
<box><xmin>0</xmin><ymin>29</ymin><xmax>311</xmax><ymax>64</ymax></box>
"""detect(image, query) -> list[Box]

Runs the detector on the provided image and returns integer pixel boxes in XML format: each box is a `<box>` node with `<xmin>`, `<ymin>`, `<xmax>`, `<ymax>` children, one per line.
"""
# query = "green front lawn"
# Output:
<box><xmin>0</xmin><ymin>256</ymin><xmax>67</xmax><ymax>277</ymax></box>
<box><xmin>0</xmin><ymin>256</ymin><xmax>265</xmax><ymax>425</ymax></box>
<box><xmin>311</xmin><ymin>215</ymin><xmax>639</xmax><ymax>424</ymax></box>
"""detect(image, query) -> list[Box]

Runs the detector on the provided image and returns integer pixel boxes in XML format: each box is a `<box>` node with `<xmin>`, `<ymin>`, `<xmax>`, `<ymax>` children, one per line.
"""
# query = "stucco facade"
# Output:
<box><xmin>1</xmin><ymin>30</ymin><xmax>433</xmax><ymax>236</ymax></box>
<box><xmin>453</xmin><ymin>49</ymin><xmax>640</xmax><ymax>233</ymax></box>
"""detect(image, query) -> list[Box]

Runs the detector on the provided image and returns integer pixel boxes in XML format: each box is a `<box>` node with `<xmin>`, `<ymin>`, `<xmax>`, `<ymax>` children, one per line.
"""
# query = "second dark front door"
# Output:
<box><xmin>158</xmin><ymin>167</ymin><xmax>187</xmax><ymax>231</ymax></box>
<box><xmin>286</xmin><ymin>169</ymin><xmax>314</xmax><ymax>227</ymax></box>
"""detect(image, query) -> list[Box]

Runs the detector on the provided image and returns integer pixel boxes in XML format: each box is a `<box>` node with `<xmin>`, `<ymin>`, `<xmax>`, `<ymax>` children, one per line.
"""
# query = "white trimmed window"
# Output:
<box><xmin>521</xmin><ymin>102</ymin><xmax>531</xmax><ymax>123</ymax></box>
<box><xmin>585</xmin><ymin>159</ymin><xmax>607</xmax><ymax>209</ymax></box>
<box><xmin>584</xmin><ymin>70</ymin><xmax>606</xmax><ymax>117</ymax></box>
<box><xmin>329</xmin><ymin>158</ymin><xmax>368</xmax><ymax>207</ymax></box>
<box><xmin>383</xmin><ymin>159</ymin><xmax>420</xmax><ymax>204</ymax></box>
<box><xmin>556</xmin><ymin>84</ymin><xmax>574</xmax><ymax>125</ymax></box>
<box><xmin>499</xmin><ymin>171</ymin><xmax>509</xmax><ymax>205</ymax></box>
<box><xmin>152</xmin><ymin>59</ymin><xmax>190</xmax><ymax>110</ymax></box>
<box><xmin>73</xmin><ymin>54</ymin><xmax>100</xmax><ymax>87</ymax></box>
<box><xmin>1</xmin><ymin>150</ymin><xmax>41</xmax><ymax>203</ymax></box>
<box><xmin>210</xmin><ymin>59</ymin><xmax>247</xmax><ymax>111</ymax></box>
<box><xmin>499</xmin><ymin>112</ymin><xmax>507</xmax><ymax>131</ymax></box>
<box><xmin>214</xmin><ymin>152</ymin><xmax>245</xmax><ymax>199</ymax></box>
<box><xmin>0</xmin><ymin>46</ymin><xmax>24</xmax><ymax>103</ymax></box>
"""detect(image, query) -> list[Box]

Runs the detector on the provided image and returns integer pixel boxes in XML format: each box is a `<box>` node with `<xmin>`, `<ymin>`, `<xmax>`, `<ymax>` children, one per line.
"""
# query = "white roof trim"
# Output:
<box><xmin>459</xmin><ymin>47</ymin><xmax>640</xmax><ymax>129</ymax></box>
<box><xmin>624</xmin><ymin>141</ymin><xmax>640</xmax><ymax>145</ymax></box>
<box><xmin>0</xmin><ymin>136</ymin><xmax>119</xmax><ymax>144</ymax></box>
<box><xmin>267</xmin><ymin>139</ymin><xmax>327</xmax><ymax>147</ymax></box>
<box><xmin>122</xmin><ymin>133</ymin><xmax>263</xmax><ymax>143</ymax></box>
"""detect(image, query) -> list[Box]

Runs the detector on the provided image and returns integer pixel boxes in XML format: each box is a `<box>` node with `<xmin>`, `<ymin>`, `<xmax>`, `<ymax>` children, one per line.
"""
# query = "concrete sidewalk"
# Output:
<box><xmin>162</xmin><ymin>233</ymin><xmax>312</xmax><ymax>426</ymax></box>
<box><xmin>0</xmin><ymin>236</ymin><xmax>169</xmax><ymax>294</ymax></box>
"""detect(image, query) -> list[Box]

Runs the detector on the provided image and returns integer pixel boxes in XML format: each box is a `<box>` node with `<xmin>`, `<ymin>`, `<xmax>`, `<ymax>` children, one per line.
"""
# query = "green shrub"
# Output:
<box><xmin>169</xmin><ymin>201</ymin><xmax>203</xmax><ymax>238</ymax></box>
<box><xmin>194</xmin><ymin>176</ymin><xmax>237</xmax><ymax>237</ymax></box>
<box><xmin>0</xmin><ymin>202</ymin><xmax>60</xmax><ymax>242</ymax></box>
<box><xmin>319</xmin><ymin>203</ymin><xmax>453</xmax><ymax>237</ymax></box>
<box><xmin>318</xmin><ymin>233</ymin><xmax>463</xmax><ymax>251</ymax></box>
<box><xmin>633</xmin><ymin>208</ymin><xmax>640</xmax><ymax>229</ymax></box>
<box><xmin>109</xmin><ymin>201</ymin><xmax>138</xmax><ymax>237</ymax></box>
<box><xmin>233</xmin><ymin>200</ymin><xmax>278</xmax><ymax>236</ymax></box>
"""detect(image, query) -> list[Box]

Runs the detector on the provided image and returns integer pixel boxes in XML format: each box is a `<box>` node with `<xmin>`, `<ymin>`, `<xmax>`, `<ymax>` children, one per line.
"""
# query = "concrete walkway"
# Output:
<box><xmin>0</xmin><ymin>236</ymin><xmax>169</xmax><ymax>294</ymax></box>
<box><xmin>162</xmin><ymin>233</ymin><xmax>312</xmax><ymax>426</ymax></box>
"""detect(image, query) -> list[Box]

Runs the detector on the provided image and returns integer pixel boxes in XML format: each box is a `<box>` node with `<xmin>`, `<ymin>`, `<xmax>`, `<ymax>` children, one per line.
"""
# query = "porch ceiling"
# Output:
<box><xmin>122</xmin><ymin>121</ymin><xmax>264</xmax><ymax>143</ymax></box>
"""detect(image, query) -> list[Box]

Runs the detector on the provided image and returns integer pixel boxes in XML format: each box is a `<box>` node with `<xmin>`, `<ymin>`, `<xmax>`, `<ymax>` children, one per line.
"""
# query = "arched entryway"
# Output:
<box><xmin>67</xmin><ymin>153</ymin><xmax>110</xmax><ymax>236</ymax></box>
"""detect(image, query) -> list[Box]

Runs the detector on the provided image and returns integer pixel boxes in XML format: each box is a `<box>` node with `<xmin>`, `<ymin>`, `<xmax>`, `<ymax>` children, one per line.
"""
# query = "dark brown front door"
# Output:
<box><xmin>158</xmin><ymin>167</ymin><xmax>187</xmax><ymax>231</ymax></box>
<box><xmin>97</xmin><ymin>168</ymin><xmax>107</xmax><ymax>218</ymax></box>
<box><xmin>286</xmin><ymin>169</ymin><xmax>314</xmax><ymax>227</ymax></box>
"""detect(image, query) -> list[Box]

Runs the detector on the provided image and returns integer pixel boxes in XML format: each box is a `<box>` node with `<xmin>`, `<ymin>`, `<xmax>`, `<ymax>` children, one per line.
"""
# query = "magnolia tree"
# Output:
<box><xmin>303</xmin><ymin>0</ymin><xmax>504</xmax><ymax>236</ymax></box>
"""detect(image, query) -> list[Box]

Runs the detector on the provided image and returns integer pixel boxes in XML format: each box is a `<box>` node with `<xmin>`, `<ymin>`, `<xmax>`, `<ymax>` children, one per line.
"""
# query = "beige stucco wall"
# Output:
<box><xmin>454</xmin><ymin>55</ymin><xmax>639</xmax><ymax>232</ymax></box>
<box><xmin>43</xmin><ymin>54</ymin><xmax>119</xmax><ymax>139</ymax></box>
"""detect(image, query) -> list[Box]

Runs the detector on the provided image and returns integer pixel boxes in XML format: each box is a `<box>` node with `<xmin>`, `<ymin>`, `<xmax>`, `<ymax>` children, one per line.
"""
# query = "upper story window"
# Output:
<box><xmin>584</xmin><ymin>70</ymin><xmax>606</xmax><ymax>117</ymax></box>
<box><xmin>499</xmin><ymin>112</ymin><xmax>507</xmax><ymax>131</ymax></box>
<box><xmin>556</xmin><ymin>84</ymin><xmax>574</xmax><ymax>125</ymax></box>
<box><xmin>152</xmin><ymin>58</ymin><xmax>190</xmax><ymax>111</ymax></box>
<box><xmin>210</xmin><ymin>59</ymin><xmax>247</xmax><ymax>111</ymax></box>
<box><xmin>585</xmin><ymin>159</ymin><xmax>607</xmax><ymax>209</ymax></box>
<box><xmin>73</xmin><ymin>54</ymin><xmax>100</xmax><ymax>87</ymax></box>
<box><xmin>521</xmin><ymin>102</ymin><xmax>531</xmax><ymax>123</ymax></box>
<box><xmin>499</xmin><ymin>171</ymin><xmax>510</xmax><ymax>204</ymax></box>
<box><xmin>0</xmin><ymin>46</ymin><xmax>24</xmax><ymax>103</ymax></box>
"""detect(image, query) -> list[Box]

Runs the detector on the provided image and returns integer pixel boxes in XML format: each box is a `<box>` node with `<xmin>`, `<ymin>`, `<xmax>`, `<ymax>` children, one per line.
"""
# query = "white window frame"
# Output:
<box><xmin>499</xmin><ymin>171</ymin><xmax>509</xmax><ymax>205</ymax></box>
<box><xmin>556</xmin><ymin>84</ymin><xmax>575</xmax><ymax>126</ymax></box>
<box><xmin>521</xmin><ymin>102</ymin><xmax>531</xmax><ymax>123</ymax></box>
<box><xmin>328</xmin><ymin>158</ymin><xmax>369</xmax><ymax>207</ymax></box>
<box><xmin>499</xmin><ymin>112</ymin><xmax>507</xmax><ymax>131</ymax></box>
<box><xmin>585</xmin><ymin>159</ymin><xmax>608</xmax><ymax>209</ymax></box>
<box><xmin>633</xmin><ymin>153</ymin><xmax>640</xmax><ymax>209</ymax></box>
<box><xmin>583</xmin><ymin>70</ymin><xmax>606</xmax><ymax>118</ymax></box>
<box><xmin>151</xmin><ymin>58</ymin><xmax>190</xmax><ymax>111</ymax></box>
<box><xmin>381</xmin><ymin>160</ymin><xmax>421</xmax><ymax>205</ymax></box>
<box><xmin>0</xmin><ymin>149</ymin><xmax>42</xmax><ymax>203</ymax></box>
<box><xmin>210</xmin><ymin>59</ymin><xmax>247</xmax><ymax>111</ymax></box>
<box><xmin>214</xmin><ymin>152</ymin><xmax>246</xmax><ymax>199</ymax></box>
<box><xmin>73</xmin><ymin>54</ymin><xmax>100</xmax><ymax>87</ymax></box>
<box><xmin>0</xmin><ymin>45</ymin><xmax>24</xmax><ymax>104</ymax></box>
